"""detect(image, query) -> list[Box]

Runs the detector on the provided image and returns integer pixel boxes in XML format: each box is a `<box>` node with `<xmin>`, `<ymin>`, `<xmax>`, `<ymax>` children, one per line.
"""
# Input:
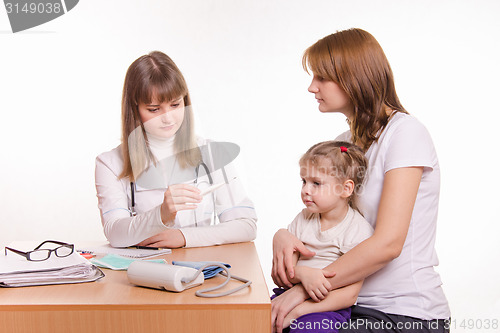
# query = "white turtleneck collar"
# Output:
<box><xmin>146</xmin><ymin>132</ymin><xmax>176</xmax><ymax>161</ymax></box>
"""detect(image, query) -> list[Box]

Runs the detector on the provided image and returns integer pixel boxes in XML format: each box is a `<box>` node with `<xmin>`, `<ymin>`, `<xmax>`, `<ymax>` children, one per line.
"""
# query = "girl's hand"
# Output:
<box><xmin>160</xmin><ymin>184</ymin><xmax>202</xmax><ymax>224</ymax></box>
<box><xmin>272</xmin><ymin>229</ymin><xmax>316</xmax><ymax>288</ymax></box>
<box><xmin>271</xmin><ymin>284</ymin><xmax>309</xmax><ymax>333</ymax></box>
<box><xmin>294</xmin><ymin>266</ymin><xmax>336</xmax><ymax>302</ymax></box>
<box><xmin>137</xmin><ymin>229</ymin><xmax>186</xmax><ymax>248</ymax></box>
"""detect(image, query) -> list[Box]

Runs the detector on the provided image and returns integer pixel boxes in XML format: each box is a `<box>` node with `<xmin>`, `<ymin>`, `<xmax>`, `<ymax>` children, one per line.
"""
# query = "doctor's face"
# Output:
<box><xmin>138</xmin><ymin>96</ymin><xmax>185</xmax><ymax>139</ymax></box>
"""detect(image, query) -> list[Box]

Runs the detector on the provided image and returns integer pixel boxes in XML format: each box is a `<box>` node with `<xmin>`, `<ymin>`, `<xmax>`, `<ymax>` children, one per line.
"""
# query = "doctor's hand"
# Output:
<box><xmin>272</xmin><ymin>229</ymin><xmax>316</xmax><ymax>288</ymax></box>
<box><xmin>160</xmin><ymin>184</ymin><xmax>202</xmax><ymax>224</ymax></box>
<box><xmin>137</xmin><ymin>229</ymin><xmax>186</xmax><ymax>248</ymax></box>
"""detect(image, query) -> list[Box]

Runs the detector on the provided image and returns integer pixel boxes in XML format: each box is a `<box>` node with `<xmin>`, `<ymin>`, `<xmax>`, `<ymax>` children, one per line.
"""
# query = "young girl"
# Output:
<box><xmin>273</xmin><ymin>141</ymin><xmax>373</xmax><ymax>332</ymax></box>
<box><xmin>95</xmin><ymin>51</ymin><xmax>257</xmax><ymax>248</ymax></box>
<box><xmin>272</xmin><ymin>28</ymin><xmax>450</xmax><ymax>333</ymax></box>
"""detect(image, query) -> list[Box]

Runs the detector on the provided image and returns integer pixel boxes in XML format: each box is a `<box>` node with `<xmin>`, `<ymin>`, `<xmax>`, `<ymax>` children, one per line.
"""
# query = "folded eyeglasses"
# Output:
<box><xmin>4</xmin><ymin>240</ymin><xmax>74</xmax><ymax>262</ymax></box>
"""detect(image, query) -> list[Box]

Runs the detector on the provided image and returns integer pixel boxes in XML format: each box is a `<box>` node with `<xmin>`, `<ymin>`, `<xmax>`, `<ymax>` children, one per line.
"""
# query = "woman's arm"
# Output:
<box><xmin>281</xmin><ymin>281</ymin><xmax>363</xmax><ymax>332</ymax></box>
<box><xmin>321</xmin><ymin>167</ymin><xmax>423</xmax><ymax>288</ymax></box>
<box><xmin>271</xmin><ymin>167</ymin><xmax>423</xmax><ymax>328</ymax></box>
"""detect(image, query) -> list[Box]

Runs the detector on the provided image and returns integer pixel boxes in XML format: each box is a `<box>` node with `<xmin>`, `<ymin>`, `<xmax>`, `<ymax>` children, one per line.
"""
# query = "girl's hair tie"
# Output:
<box><xmin>340</xmin><ymin>146</ymin><xmax>348</xmax><ymax>153</ymax></box>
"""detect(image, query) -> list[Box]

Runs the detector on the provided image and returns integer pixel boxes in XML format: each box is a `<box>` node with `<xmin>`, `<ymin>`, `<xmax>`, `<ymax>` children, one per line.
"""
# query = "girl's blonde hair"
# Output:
<box><xmin>299</xmin><ymin>141</ymin><xmax>368</xmax><ymax>211</ymax></box>
<box><xmin>119</xmin><ymin>51</ymin><xmax>201</xmax><ymax>180</ymax></box>
<box><xmin>302</xmin><ymin>28</ymin><xmax>408</xmax><ymax>152</ymax></box>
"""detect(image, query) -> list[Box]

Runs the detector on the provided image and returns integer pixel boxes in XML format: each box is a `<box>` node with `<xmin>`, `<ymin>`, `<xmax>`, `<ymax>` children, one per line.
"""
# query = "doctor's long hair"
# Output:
<box><xmin>302</xmin><ymin>28</ymin><xmax>407</xmax><ymax>152</ymax></box>
<box><xmin>119</xmin><ymin>51</ymin><xmax>201</xmax><ymax>181</ymax></box>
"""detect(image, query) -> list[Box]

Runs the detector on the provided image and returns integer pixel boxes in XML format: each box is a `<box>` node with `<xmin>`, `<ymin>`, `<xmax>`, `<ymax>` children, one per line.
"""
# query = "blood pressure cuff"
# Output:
<box><xmin>172</xmin><ymin>261</ymin><xmax>231</xmax><ymax>279</ymax></box>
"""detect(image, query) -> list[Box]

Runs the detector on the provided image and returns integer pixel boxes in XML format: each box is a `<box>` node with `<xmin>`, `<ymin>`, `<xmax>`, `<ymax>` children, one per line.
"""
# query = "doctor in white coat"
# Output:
<box><xmin>95</xmin><ymin>51</ymin><xmax>257</xmax><ymax>249</ymax></box>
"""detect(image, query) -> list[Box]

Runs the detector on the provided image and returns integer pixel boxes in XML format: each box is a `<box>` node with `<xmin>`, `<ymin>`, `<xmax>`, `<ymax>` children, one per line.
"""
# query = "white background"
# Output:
<box><xmin>1</xmin><ymin>0</ymin><xmax>499</xmax><ymax>331</ymax></box>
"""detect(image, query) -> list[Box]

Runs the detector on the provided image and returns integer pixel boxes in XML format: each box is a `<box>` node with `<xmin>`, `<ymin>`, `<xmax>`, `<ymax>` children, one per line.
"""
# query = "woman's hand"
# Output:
<box><xmin>272</xmin><ymin>229</ymin><xmax>316</xmax><ymax>288</ymax></box>
<box><xmin>137</xmin><ymin>229</ymin><xmax>186</xmax><ymax>248</ymax></box>
<box><xmin>271</xmin><ymin>285</ymin><xmax>309</xmax><ymax>333</ymax></box>
<box><xmin>274</xmin><ymin>303</ymin><xmax>303</xmax><ymax>333</ymax></box>
<box><xmin>161</xmin><ymin>184</ymin><xmax>202</xmax><ymax>224</ymax></box>
<box><xmin>294</xmin><ymin>266</ymin><xmax>336</xmax><ymax>302</ymax></box>
<box><xmin>280</xmin><ymin>305</ymin><xmax>302</xmax><ymax>333</ymax></box>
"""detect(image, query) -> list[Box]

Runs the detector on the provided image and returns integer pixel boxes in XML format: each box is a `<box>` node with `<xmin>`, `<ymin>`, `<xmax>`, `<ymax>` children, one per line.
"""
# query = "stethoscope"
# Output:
<box><xmin>129</xmin><ymin>162</ymin><xmax>214</xmax><ymax>223</ymax></box>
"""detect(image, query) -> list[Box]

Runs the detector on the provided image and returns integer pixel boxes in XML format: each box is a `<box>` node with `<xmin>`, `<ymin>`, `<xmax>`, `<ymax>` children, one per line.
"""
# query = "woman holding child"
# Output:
<box><xmin>271</xmin><ymin>28</ymin><xmax>450</xmax><ymax>333</ymax></box>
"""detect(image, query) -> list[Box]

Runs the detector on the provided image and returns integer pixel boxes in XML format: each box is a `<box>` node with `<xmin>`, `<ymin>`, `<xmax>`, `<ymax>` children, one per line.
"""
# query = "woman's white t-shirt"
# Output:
<box><xmin>337</xmin><ymin>112</ymin><xmax>450</xmax><ymax>320</ymax></box>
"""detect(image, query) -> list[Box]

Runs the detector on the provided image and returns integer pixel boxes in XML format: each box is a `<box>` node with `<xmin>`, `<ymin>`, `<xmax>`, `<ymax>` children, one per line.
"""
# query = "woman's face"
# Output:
<box><xmin>138</xmin><ymin>96</ymin><xmax>185</xmax><ymax>139</ymax></box>
<box><xmin>308</xmin><ymin>75</ymin><xmax>353</xmax><ymax>118</ymax></box>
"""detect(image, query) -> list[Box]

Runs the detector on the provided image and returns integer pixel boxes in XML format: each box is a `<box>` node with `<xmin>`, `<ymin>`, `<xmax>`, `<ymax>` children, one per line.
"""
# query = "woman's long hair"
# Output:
<box><xmin>302</xmin><ymin>28</ymin><xmax>407</xmax><ymax>152</ymax></box>
<box><xmin>119</xmin><ymin>51</ymin><xmax>201</xmax><ymax>180</ymax></box>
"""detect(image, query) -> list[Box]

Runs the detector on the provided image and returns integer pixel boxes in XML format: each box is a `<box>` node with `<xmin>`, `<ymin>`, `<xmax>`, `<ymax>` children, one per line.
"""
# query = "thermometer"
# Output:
<box><xmin>200</xmin><ymin>177</ymin><xmax>237</xmax><ymax>196</ymax></box>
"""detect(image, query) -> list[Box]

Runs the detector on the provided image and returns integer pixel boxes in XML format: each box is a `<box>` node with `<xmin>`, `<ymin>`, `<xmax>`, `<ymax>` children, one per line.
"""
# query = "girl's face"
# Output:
<box><xmin>300</xmin><ymin>162</ymin><xmax>350</xmax><ymax>216</ymax></box>
<box><xmin>138</xmin><ymin>96</ymin><xmax>185</xmax><ymax>139</ymax></box>
<box><xmin>308</xmin><ymin>75</ymin><xmax>353</xmax><ymax>118</ymax></box>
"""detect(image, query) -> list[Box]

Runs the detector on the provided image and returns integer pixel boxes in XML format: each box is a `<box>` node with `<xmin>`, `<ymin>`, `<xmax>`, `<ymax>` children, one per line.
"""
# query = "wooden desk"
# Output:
<box><xmin>0</xmin><ymin>242</ymin><xmax>271</xmax><ymax>333</ymax></box>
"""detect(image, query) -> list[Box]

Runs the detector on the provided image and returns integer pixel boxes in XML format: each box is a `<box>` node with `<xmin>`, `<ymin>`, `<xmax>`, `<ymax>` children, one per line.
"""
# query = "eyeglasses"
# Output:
<box><xmin>4</xmin><ymin>240</ymin><xmax>74</xmax><ymax>262</ymax></box>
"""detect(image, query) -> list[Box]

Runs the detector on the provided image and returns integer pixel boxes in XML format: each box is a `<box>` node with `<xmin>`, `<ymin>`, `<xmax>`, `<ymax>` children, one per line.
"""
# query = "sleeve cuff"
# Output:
<box><xmin>219</xmin><ymin>206</ymin><xmax>257</xmax><ymax>222</ymax></box>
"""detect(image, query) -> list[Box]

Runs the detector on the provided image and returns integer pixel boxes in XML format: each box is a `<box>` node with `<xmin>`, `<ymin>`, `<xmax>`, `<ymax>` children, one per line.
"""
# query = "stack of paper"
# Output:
<box><xmin>0</xmin><ymin>251</ymin><xmax>104</xmax><ymax>287</ymax></box>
